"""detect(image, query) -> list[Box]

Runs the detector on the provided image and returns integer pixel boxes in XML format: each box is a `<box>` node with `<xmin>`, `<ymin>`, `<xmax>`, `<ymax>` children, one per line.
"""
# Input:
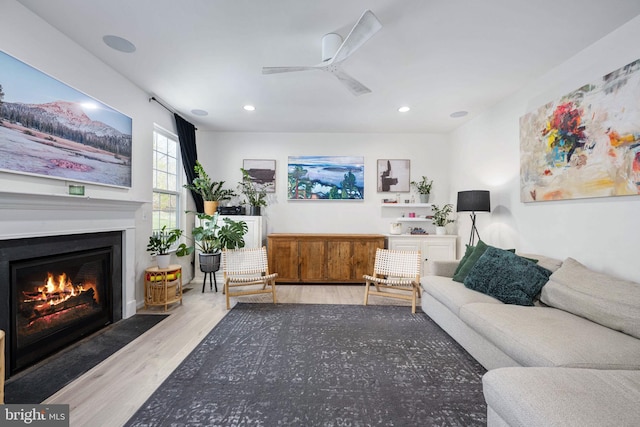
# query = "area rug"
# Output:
<box><xmin>125</xmin><ymin>304</ymin><xmax>487</xmax><ymax>426</ymax></box>
<box><xmin>5</xmin><ymin>314</ymin><xmax>168</xmax><ymax>404</ymax></box>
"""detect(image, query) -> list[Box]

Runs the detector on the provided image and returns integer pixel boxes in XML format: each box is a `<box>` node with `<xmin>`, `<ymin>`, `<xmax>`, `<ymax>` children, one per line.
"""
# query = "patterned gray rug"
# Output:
<box><xmin>125</xmin><ymin>304</ymin><xmax>487</xmax><ymax>426</ymax></box>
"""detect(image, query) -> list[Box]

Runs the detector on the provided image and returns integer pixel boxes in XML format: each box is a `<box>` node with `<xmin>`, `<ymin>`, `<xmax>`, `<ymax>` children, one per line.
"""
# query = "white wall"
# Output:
<box><xmin>0</xmin><ymin>1</ymin><xmax>185</xmax><ymax>306</ymax></box>
<box><xmin>449</xmin><ymin>15</ymin><xmax>640</xmax><ymax>282</ymax></box>
<box><xmin>197</xmin><ymin>132</ymin><xmax>452</xmax><ymax>236</ymax></box>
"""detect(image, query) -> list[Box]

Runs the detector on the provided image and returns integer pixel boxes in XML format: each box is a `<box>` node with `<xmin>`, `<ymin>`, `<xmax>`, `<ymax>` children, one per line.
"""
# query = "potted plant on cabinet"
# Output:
<box><xmin>237</xmin><ymin>168</ymin><xmax>270</xmax><ymax>216</ymax></box>
<box><xmin>410</xmin><ymin>176</ymin><xmax>433</xmax><ymax>203</ymax></box>
<box><xmin>183</xmin><ymin>161</ymin><xmax>236</xmax><ymax>215</ymax></box>
<box><xmin>185</xmin><ymin>211</ymin><xmax>248</xmax><ymax>281</ymax></box>
<box><xmin>146</xmin><ymin>226</ymin><xmax>190</xmax><ymax>269</ymax></box>
<box><xmin>431</xmin><ymin>203</ymin><xmax>454</xmax><ymax>235</ymax></box>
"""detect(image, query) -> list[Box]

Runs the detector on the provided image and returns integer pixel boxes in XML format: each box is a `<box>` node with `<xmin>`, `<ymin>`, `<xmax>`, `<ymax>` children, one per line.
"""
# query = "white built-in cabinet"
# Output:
<box><xmin>387</xmin><ymin>234</ymin><xmax>457</xmax><ymax>276</ymax></box>
<box><xmin>382</xmin><ymin>203</ymin><xmax>456</xmax><ymax>275</ymax></box>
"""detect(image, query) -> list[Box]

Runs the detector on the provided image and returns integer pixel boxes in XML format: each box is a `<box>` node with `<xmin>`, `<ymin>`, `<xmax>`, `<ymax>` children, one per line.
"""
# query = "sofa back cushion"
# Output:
<box><xmin>541</xmin><ymin>257</ymin><xmax>640</xmax><ymax>339</ymax></box>
<box><xmin>463</xmin><ymin>247</ymin><xmax>552</xmax><ymax>306</ymax></box>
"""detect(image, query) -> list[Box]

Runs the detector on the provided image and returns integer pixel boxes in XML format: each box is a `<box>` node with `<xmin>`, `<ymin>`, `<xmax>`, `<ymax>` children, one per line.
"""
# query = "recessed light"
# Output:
<box><xmin>450</xmin><ymin>110</ymin><xmax>468</xmax><ymax>118</ymax></box>
<box><xmin>398</xmin><ymin>106</ymin><xmax>410</xmax><ymax>113</ymax></box>
<box><xmin>191</xmin><ymin>109</ymin><xmax>208</xmax><ymax>116</ymax></box>
<box><xmin>243</xmin><ymin>105</ymin><xmax>256</xmax><ymax>111</ymax></box>
<box><xmin>102</xmin><ymin>35</ymin><xmax>136</xmax><ymax>53</ymax></box>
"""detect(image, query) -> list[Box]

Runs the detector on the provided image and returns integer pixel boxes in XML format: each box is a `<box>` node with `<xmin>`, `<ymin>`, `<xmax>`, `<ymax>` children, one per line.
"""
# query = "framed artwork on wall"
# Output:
<box><xmin>243</xmin><ymin>159</ymin><xmax>276</xmax><ymax>192</ymax></box>
<box><xmin>377</xmin><ymin>159</ymin><xmax>410</xmax><ymax>192</ymax></box>
<box><xmin>520</xmin><ymin>58</ymin><xmax>640</xmax><ymax>202</ymax></box>
<box><xmin>0</xmin><ymin>50</ymin><xmax>133</xmax><ymax>188</ymax></box>
<box><xmin>287</xmin><ymin>155</ymin><xmax>364</xmax><ymax>200</ymax></box>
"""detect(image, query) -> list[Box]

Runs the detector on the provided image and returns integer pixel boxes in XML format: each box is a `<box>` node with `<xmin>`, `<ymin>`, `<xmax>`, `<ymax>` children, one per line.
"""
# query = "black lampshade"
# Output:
<box><xmin>457</xmin><ymin>190</ymin><xmax>490</xmax><ymax>213</ymax></box>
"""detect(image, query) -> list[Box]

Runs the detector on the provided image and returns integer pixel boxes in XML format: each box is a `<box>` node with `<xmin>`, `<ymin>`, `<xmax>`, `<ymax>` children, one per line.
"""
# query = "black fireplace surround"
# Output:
<box><xmin>1</xmin><ymin>231</ymin><xmax>123</xmax><ymax>377</ymax></box>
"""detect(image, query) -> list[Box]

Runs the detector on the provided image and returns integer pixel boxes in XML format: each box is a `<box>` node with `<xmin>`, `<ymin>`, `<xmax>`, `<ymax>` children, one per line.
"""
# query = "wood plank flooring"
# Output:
<box><xmin>43</xmin><ymin>277</ymin><xmax>411</xmax><ymax>427</ymax></box>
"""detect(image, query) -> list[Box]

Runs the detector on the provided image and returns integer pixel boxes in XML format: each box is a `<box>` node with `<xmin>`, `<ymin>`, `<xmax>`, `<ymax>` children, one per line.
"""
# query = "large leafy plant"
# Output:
<box><xmin>184</xmin><ymin>161</ymin><xmax>236</xmax><ymax>202</ymax></box>
<box><xmin>184</xmin><ymin>212</ymin><xmax>248</xmax><ymax>254</ymax></box>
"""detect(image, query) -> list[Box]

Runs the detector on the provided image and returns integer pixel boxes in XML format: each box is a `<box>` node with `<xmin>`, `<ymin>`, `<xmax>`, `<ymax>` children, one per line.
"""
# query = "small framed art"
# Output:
<box><xmin>377</xmin><ymin>159</ymin><xmax>410</xmax><ymax>192</ymax></box>
<box><xmin>242</xmin><ymin>159</ymin><xmax>276</xmax><ymax>192</ymax></box>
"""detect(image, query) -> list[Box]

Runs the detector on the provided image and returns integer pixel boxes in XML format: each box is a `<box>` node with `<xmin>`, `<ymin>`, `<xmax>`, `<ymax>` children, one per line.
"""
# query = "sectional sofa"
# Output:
<box><xmin>420</xmin><ymin>244</ymin><xmax>640</xmax><ymax>426</ymax></box>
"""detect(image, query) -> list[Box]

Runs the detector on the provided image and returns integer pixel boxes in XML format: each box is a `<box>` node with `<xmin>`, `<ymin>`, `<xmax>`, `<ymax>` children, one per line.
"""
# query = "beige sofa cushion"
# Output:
<box><xmin>421</xmin><ymin>276</ymin><xmax>502</xmax><ymax>316</ymax></box>
<box><xmin>541</xmin><ymin>257</ymin><xmax>640</xmax><ymax>339</ymax></box>
<box><xmin>460</xmin><ymin>303</ymin><xmax>640</xmax><ymax>369</ymax></box>
<box><xmin>483</xmin><ymin>367</ymin><xmax>640</xmax><ymax>427</ymax></box>
<box><xmin>516</xmin><ymin>252</ymin><xmax>563</xmax><ymax>273</ymax></box>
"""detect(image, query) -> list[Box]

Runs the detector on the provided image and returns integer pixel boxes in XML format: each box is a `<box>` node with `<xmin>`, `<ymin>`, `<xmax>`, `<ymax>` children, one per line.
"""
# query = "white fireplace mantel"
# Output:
<box><xmin>0</xmin><ymin>190</ymin><xmax>148</xmax><ymax>319</ymax></box>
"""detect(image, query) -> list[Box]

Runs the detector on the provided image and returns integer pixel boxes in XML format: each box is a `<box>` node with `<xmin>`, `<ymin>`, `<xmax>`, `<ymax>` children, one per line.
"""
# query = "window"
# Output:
<box><xmin>152</xmin><ymin>126</ymin><xmax>183</xmax><ymax>234</ymax></box>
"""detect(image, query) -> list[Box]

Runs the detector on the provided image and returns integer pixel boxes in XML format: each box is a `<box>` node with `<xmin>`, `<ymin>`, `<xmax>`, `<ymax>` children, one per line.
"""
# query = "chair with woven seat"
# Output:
<box><xmin>363</xmin><ymin>248</ymin><xmax>422</xmax><ymax>313</ymax></box>
<box><xmin>222</xmin><ymin>246</ymin><xmax>278</xmax><ymax>310</ymax></box>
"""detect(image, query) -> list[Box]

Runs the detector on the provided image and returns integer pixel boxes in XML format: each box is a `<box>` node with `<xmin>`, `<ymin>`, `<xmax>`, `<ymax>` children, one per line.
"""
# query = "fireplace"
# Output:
<box><xmin>0</xmin><ymin>231</ymin><xmax>122</xmax><ymax>375</ymax></box>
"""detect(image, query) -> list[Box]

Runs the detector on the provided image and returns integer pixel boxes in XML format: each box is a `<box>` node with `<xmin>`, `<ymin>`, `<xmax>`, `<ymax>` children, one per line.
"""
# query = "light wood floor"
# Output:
<box><xmin>43</xmin><ymin>277</ymin><xmax>411</xmax><ymax>427</ymax></box>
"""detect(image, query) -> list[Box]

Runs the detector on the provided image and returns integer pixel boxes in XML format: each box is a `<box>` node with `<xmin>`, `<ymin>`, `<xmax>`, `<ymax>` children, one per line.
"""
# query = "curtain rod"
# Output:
<box><xmin>149</xmin><ymin>96</ymin><xmax>198</xmax><ymax>130</ymax></box>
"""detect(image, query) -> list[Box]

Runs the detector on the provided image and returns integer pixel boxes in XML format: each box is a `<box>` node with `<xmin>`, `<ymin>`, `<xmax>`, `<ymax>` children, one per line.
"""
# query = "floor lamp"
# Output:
<box><xmin>456</xmin><ymin>190</ymin><xmax>491</xmax><ymax>246</ymax></box>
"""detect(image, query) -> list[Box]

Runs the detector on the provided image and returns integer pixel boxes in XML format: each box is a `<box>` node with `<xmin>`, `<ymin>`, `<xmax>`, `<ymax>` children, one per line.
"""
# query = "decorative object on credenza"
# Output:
<box><xmin>520</xmin><ymin>58</ymin><xmax>640</xmax><ymax>202</ymax></box>
<box><xmin>0</xmin><ymin>50</ymin><xmax>132</xmax><ymax>187</ymax></box>
<box><xmin>457</xmin><ymin>190</ymin><xmax>491</xmax><ymax>246</ymax></box>
<box><xmin>431</xmin><ymin>203</ymin><xmax>454</xmax><ymax>235</ymax></box>
<box><xmin>146</xmin><ymin>226</ymin><xmax>190</xmax><ymax>269</ymax></box>
<box><xmin>410</xmin><ymin>176</ymin><xmax>433</xmax><ymax>203</ymax></box>
<box><xmin>238</xmin><ymin>168</ymin><xmax>271</xmax><ymax>216</ymax></box>
<box><xmin>287</xmin><ymin>155</ymin><xmax>364</xmax><ymax>200</ymax></box>
<box><xmin>242</xmin><ymin>159</ymin><xmax>276</xmax><ymax>193</ymax></box>
<box><xmin>377</xmin><ymin>159</ymin><xmax>410</xmax><ymax>192</ymax></box>
<box><xmin>183</xmin><ymin>161</ymin><xmax>236</xmax><ymax>215</ymax></box>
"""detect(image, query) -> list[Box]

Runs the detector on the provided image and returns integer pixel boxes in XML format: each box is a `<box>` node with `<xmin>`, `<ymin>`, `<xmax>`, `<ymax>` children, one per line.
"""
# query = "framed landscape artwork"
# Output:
<box><xmin>0</xmin><ymin>50</ymin><xmax>132</xmax><ymax>187</ymax></box>
<box><xmin>520</xmin><ymin>58</ymin><xmax>640</xmax><ymax>202</ymax></box>
<box><xmin>377</xmin><ymin>159</ymin><xmax>410</xmax><ymax>192</ymax></box>
<box><xmin>287</xmin><ymin>155</ymin><xmax>364</xmax><ymax>200</ymax></box>
<box><xmin>243</xmin><ymin>159</ymin><xmax>276</xmax><ymax>193</ymax></box>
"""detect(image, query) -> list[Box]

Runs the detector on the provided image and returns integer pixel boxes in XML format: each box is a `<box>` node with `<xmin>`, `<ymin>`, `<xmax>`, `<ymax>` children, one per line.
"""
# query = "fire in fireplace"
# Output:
<box><xmin>0</xmin><ymin>231</ymin><xmax>122</xmax><ymax>376</ymax></box>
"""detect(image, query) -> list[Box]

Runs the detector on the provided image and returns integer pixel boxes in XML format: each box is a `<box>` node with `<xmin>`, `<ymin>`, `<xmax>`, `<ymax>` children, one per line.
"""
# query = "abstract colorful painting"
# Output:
<box><xmin>287</xmin><ymin>156</ymin><xmax>364</xmax><ymax>200</ymax></box>
<box><xmin>520</xmin><ymin>59</ymin><xmax>640</xmax><ymax>202</ymax></box>
<box><xmin>0</xmin><ymin>50</ymin><xmax>132</xmax><ymax>187</ymax></box>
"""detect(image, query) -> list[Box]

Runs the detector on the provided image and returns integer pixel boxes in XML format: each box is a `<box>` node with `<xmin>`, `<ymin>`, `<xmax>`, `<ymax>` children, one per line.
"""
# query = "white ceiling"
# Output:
<box><xmin>17</xmin><ymin>0</ymin><xmax>640</xmax><ymax>133</ymax></box>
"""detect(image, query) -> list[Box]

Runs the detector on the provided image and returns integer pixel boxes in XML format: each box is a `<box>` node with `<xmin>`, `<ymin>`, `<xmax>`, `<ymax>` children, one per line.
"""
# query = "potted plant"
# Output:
<box><xmin>184</xmin><ymin>161</ymin><xmax>236</xmax><ymax>214</ymax></box>
<box><xmin>410</xmin><ymin>176</ymin><xmax>433</xmax><ymax>203</ymax></box>
<box><xmin>184</xmin><ymin>211</ymin><xmax>248</xmax><ymax>276</ymax></box>
<box><xmin>431</xmin><ymin>203</ymin><xmax>454</xmax><ymax>235</ymax></box>
<box><xmin>146</xmin><ymin>226</ymin><xmax>191</xmax><ymax>269</ymax></box>
<box><xmin>237</xmin><ymin>168</ymin><xmax>270</xmax><ymax>216</ymax></box>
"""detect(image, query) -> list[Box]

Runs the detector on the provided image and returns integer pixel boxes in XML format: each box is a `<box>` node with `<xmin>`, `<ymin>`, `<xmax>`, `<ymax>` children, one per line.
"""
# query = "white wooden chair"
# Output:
<box><xmin>363</xmin><ymin>248</ymin><xmax>422</xmax><ymax>313</ymax></box>
<box><xmin>222</xmin><ymin>246</ymin><xmax>278</xmax><ymax>310</ymax></box>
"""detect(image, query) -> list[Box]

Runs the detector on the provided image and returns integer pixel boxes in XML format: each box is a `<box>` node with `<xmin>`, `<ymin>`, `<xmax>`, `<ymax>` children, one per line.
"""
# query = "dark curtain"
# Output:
<box><xmin>174</xmin><ymin>113</ymin><xmax>203</xmax><ymax>213</ymax></box>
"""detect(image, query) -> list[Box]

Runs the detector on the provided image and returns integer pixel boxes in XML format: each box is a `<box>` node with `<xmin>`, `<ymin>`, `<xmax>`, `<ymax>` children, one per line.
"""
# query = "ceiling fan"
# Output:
<box><xmin>262</xmin><ymin>9</ymin><xmax>382</xmax><ymax>96</ymax></box>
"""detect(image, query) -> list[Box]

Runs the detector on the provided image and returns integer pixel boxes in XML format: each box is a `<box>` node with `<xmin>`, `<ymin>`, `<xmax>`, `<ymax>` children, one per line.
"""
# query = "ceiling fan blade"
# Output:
<box><xmin>332</xmin><ymin>68</ymin><xmax>371</xmax><ymax>96</ymax></box>
<box><xmin>262</xmin><ymin>66</ymin><xmax>318</xmax><ymax>74</ymax></box>
<box><xmin>331</xmin><ymin>10</ymin><xmax>382</xmax><ymax>64</ymax></box>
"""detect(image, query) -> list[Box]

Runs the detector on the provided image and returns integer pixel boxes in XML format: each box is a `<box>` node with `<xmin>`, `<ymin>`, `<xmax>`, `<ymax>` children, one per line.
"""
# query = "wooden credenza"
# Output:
<box><xmin>267</xmin><ymin>233</ymin><xmax>385</xmax><ymax>283</ymax></box>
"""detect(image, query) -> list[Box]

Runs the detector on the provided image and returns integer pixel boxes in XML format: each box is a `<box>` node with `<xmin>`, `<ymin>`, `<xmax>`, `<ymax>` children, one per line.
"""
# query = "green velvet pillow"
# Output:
<box><xmin>463</xmin><ymin>247</ymin><xmax>552</xmax><ymax>306</ymax></box>
<box><xmin>452</xmin><ymin>240</ymin><xmax>488</xmax><ymax>282</ymax></box>
<box><xmin>453</xmin><ymin>244</ymin><xmax>475</xmax><ymax>276</ymax></box>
